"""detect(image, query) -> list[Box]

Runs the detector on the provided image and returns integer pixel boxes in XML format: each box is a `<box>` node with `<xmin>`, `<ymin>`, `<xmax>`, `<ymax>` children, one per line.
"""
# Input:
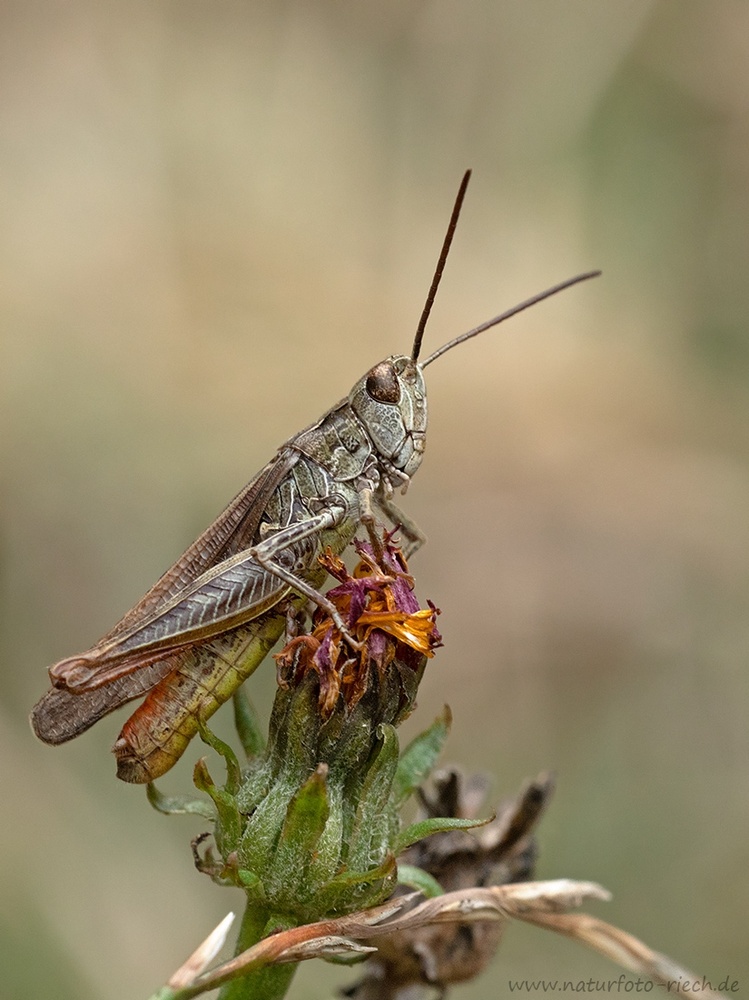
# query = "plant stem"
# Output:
<box><xmin>216</xmin><ymin>902</ymin><xmax>298</xmax><ymax>1000</ymax></box>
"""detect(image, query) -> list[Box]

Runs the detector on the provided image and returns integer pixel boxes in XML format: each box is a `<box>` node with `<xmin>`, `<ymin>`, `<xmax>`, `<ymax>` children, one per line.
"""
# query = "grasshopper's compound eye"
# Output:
<box><xmin>365</xmin><ymin>361</ymin><xmax>401</xmax><ymax>404</ymax></box>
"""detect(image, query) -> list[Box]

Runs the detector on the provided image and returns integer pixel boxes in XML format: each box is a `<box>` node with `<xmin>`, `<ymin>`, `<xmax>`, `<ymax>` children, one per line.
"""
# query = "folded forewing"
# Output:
<box><xmin>102</xmin><ymin>448</ymin><xmax>299</xmax><ymax>643</ymax></box>
<box><xmin>31</xmin><ymin>654</ymin><xmax>180</xmax><ymax>743</ymax></box>
<box><xmin>95</xmin><ymin>547</ymin><xmax>291</xmax><ymax>661</ymax></box>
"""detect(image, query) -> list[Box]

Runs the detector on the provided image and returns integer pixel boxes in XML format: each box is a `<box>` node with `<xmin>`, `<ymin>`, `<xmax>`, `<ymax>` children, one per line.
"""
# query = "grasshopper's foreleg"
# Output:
<box><xmin>359</xmin><ymin>487</ymin><xmax>386</xmax><ymax>561</ymax></box>
<box><xmin>376</xmin><ymin>495</ymin><xmax>427</xmax><ymax>559</ymax></box>
<box><xmin>249</xmin><ymin>505</ymin><xmax>362</xmax><ymax>646</ymax></box>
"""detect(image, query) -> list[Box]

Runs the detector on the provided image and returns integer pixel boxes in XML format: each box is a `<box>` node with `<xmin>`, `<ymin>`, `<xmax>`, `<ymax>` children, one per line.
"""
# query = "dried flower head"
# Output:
<box><xmin>275</xmin><ymin>534</ymin><xmax>441</xmax><ymax>717</ymax></box>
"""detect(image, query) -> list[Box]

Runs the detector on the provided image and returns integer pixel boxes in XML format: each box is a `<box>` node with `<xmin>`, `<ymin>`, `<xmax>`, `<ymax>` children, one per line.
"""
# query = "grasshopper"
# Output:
<box><xmin>31</xmin><ymin>171</ymin><xmax>599</xmax><ymax>782</ymax></box>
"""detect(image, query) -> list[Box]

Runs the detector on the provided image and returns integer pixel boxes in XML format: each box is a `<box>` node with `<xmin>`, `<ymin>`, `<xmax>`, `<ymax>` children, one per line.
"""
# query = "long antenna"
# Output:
<box><xmin>411</xmin><ymin>169</ymin><xmax>472</xmax><ymax>362</ymax></box>
<box><xmin>422</xmin><ymin>270</ymin><xmax>601</xmax><ymax>368</ymax></box>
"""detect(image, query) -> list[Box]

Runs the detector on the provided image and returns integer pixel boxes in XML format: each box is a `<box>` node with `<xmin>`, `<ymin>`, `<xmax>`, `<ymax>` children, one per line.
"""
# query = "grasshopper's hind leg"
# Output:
<box><xmin>248</xmin><ymin>506</ymin><xmax>363</xmax><ymax>649</ymax></box>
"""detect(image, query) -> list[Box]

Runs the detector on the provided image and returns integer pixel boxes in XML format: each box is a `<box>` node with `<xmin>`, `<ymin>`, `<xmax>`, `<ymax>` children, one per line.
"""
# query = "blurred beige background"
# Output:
<box><xmin>2</xmin><ymin>2</ymin><xmax>748</xmax><ymax>997</ymax></box>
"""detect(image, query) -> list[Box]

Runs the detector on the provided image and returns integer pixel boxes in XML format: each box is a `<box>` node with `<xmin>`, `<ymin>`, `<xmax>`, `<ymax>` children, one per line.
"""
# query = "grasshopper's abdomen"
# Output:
<box><xmin>113</xmin><ymin>610</ymin><xmax>291</xmax><ymax>782</ymax></box>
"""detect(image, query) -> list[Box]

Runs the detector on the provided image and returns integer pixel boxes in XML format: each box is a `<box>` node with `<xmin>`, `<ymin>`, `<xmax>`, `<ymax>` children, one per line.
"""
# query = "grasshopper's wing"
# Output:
<box><xmin>31</xmin><ymin>449</ymin><xmax>299</xmax><ymax>742</ymax></box>
<box><xmin>103</xmin><ymin>448</ymin><xmax>300</xmax><ymax>643</ymax></box>
<box><xmin>56</xmin><ymin>536</ymin><xmax>298</xmax><ymax>692</ymax></box>
<box><xmin>30</xmin><ymin>653</ymin><xmax>183</xmax><ymax>744</ymax></box>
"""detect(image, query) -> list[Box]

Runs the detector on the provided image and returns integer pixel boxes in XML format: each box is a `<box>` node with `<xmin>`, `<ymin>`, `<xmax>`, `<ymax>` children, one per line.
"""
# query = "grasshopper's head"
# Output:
<box><xmin>350</xmin><ymin>170</ymin><xmax>599</xmax><ymax>488</ymax></box>
<box><xmin>349</xmin><ymin>355</ymin><xmax>427</xmax><ymax>480</ymax></box>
